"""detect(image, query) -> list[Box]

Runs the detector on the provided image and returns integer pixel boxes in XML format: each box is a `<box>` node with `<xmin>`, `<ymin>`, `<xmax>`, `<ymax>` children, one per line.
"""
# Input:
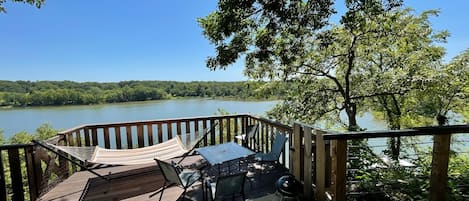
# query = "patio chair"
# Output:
<box><xmin>234</xmin><ymin>123</ymin><xmax>259</xmax><ymax>150</ymax></box>
<box><xmin>254</xmin><ymin>133</ymin><xmax>287</xmax><ymax>172</ymax></box>
<box><xmin>150</xmin><ymin>158</ymin><xmax>202</xmax><ymax>201</ymax></box>
<box><xmin>205</xmin><ymin>171</ymin><xmax>247</xmax><ymax>201</ymax></box>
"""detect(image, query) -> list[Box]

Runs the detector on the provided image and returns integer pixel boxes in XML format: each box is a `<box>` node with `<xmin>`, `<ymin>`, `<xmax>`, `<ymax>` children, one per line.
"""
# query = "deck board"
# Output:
<box><xmin>38</xmin><ymin>156</ymin><xmax>289</xmax><ymax>201</ymax></box>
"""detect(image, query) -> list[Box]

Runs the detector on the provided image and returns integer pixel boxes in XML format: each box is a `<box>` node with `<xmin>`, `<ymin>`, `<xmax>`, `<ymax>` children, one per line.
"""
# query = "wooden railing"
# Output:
<box><xmin>295</xmin><ymin>124</ymin><xmax>469</xmax><ymax>201</ymax></box>
<box><xmin>0</xmin><ymin>135</ymin><xmax>70</xmax><ymax>201</ymax></box>
<box><xmin>1</xmin><ymin>114</ymin><xmax>467</xmax><ymax>201</ymax></box>
<box><xmin>1</xmin><ymin>144</ymin><xmax>35</xmax><ymax>201</ymax></box>
<box><xmin>288</xmin><ymin>122</ymin><xmax>333</xmax><ymax>201</ymax></box>
<box><xmin>324</xmin><ymin>125</ymin><xmax>469</xmax><ymax>201</ymax></box>
<box><xmin>0</xmin><ymin>114</ymin><xmax>292</xmax><ymax>201</ymax></box>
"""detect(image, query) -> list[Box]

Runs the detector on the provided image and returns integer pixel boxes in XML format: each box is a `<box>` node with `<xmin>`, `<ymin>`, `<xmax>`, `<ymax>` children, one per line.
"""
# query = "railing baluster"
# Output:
<box><xmin>33</xmin><ymin>145</ymin><xmax>43</xmax><ymax>196</ymax></box>
<box><xmin>157</xmin><ymin>122</ymin><xmax>163</xmax><ymax>144</ymax></box>
<box><xmin>75</xmin><ymin>131</ymin><xmax>82</xmax><ymax>147</ymax></box>
<box><xmin>176</xmin><ymin>122</ymin><xmax>182</xmax><ymax>138</ymax></box>
<box><xmin>210</xmin><ymin>119</ymin><xmax>216</xmax><ymax>145</ymax></box>
<box><xmin>84</xmin><ymin>128</ymin><xmax>90</xmax><ymax>146</ymax></box>
<box><xmin>137</xmin><ymin>124</ymin><xmax>144</xmax><ymax>148</ymax></box>
<box><xmin>25</xmin><ymin>146</ymin><xmax>38</xmax><ymax>201</ymax></box>
<box><xmin>0</xmin><ymin>150</ymin><xmax>7</xmax><ymax>201</ymax></box>
<box><xmin>260</xmin><ymin>122</ymin><xmax>265</xmax><ymax>152</ymax></box>
<box><xmin>194</xmin><ymin>120</ymin><xmax>199</xmax><ymax>145</ymax></box>
<box><xmin>147</xmin><ymin>123</ymin><xmax>154</xmax><ymax>146</ymax></box>
<box><xmin>226</xmin><ymin>117</ymin><xmax>231</xmax><ymax>142</ymax></box>
<box><xmin>68</xmin><ymin>132</ymin><xmax>78</xmax><ymax>173</ymax></box>
<box><xmin>234</xmin><ymin>117</ymin><xmax>239</xmax><ymax>143</ymax></box>
<box><xmin>8</xmin><ymin>148</ymin><xmax>25</xmax><ymax>201</ymax></box>
<box><xmin>167</xmin><ymin>122</ymin><xmax>173</xmax><ymax>140</ymax></box>
<box><xmin>219</xmin><ymin>118</ymin><xmax>224</xmax><ymax>143</ymax></box>
<box><xmin>104</xmin><ymin>127</ymin><xmax>110</xmax><ymax>149</ymax></box>
<box><xmin>115</xmin><ymin>127</ymin><xmax>122</xmax><ymax>149</ymax></box>
<box><xmin>91</xmin><ymin>128</ymin><xmax>98</xmax><ymax>146</ymax></box>
<box><xmin>203</xmin><ymin>120</ymin><xmax>208</xmax><ymax>146</ymax></box>
<box><xmin>67</xmin><ymin>133</ymin><xmax>74</xmax><ymax>146</ymax></box>
<box><xmin>126</xmin><ymin>126</ymin><xmax>132</xmax><ymax>149</ymax></box>
<box><xmin>185</xmin><ymin>120</ymin><xmax>191</xmax><ymax>145</ymax></box>
<box><xmin>265</xmin><ymin>125</ymin><xmax>270</xmax><ymax>153</ymax></box>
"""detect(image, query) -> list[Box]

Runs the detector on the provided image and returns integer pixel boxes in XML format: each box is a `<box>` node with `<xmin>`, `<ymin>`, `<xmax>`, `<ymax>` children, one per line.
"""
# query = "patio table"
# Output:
<box><xmin>196</xmin><ymin>142</ymin><xmax>255</xmax><ymax>175</ymax></box>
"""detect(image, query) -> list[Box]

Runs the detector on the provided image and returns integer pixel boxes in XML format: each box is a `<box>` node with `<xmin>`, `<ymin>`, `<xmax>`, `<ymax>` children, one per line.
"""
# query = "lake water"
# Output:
<box><xmin>0</xmin><ymin>99</ymin><xmax>277</xmax><ymax>138</ymax></box>
<box><xmin>1</xmin><ymin>98</ymin><xmax>467</xmax><ymax>154</ymax></box>
<box><xmin>0</xmin><ymin>98</ymin><xmax>386</xmax><ymax>139</ymax></box>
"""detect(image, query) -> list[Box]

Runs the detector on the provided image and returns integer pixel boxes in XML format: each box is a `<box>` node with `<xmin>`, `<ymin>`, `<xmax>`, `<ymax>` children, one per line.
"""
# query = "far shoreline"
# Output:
<box><xmin>0</xmin><ymin>96</ymin><xmax>278</xmax><ymax>110</ymax></box>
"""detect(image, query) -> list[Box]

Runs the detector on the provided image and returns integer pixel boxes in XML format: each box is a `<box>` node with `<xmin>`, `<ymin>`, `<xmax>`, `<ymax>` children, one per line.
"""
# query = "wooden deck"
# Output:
<box><xmin>38</xmin><ymin>155</ymin><xmax>290</xmax><ymax>201</ymax></box>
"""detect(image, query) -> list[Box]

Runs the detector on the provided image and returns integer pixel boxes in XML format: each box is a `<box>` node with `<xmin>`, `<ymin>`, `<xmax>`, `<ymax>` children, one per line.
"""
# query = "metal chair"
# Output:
<box><xmin>205</xmin><ymin>171</ymin><xmax>247</xmax><ymax>201</ymax></box>
<box><xmin>151</xmin><ymin>158</ymin><xmax>201</xmax><ymax>201</ymax></box>
<box><xmin>254</xmin><ymin>133</ymin><xmax>287</xmax><ymax>172</ymax></box>
<box><xmin>234</xmin><ymin>124</ymin><xmax>259</xmax><ymax>150</ymax></box>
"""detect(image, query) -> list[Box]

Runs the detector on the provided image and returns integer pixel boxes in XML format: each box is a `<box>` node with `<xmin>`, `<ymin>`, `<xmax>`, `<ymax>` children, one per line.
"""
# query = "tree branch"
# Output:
<box><xmin>350</xmin><ymin>91</ymin><xmax>407</xmax><ymax>100</ymax></box>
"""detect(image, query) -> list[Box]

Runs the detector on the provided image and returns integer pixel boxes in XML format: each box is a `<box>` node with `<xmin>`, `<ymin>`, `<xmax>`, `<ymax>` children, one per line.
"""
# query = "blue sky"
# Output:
<box><xmin>1</xmin><ymin>0</ymin><xmax>468</xmax><ymax>82</ymax></box>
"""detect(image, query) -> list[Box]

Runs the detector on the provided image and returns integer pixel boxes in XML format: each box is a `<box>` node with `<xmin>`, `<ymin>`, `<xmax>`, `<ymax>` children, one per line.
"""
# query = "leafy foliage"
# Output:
<box><xmin>354</xmin><ymin>139</ymin><xmax>469</xmax><ymax>201</ymax></box>
<box><xmin>8</xmin><ymin>123</ymin><xmax>59</xmax><ymax>144</ymax></box>
<box><xmin>9</xmin><ymin>131</ymin><xmax>34</xmax><ymax>144</ymax></box>
<box><xmin>200</xmin><ymin>0</ymin><xmax>448</xmax><ymax>132</ymax></box>
<box><xmin>0</xmin><ymin>80</ymin><xmax>276</xmax><ymax>107</ymax></box>
<box><xmin>413</xmin><ymin>48</ymin><xmax>469</xmax><ymax>124</ymax></box>
<box><xmin>199</xmin><ymin>0</ymin><xmax>335</xmax><ymax>71</ymax></box>
<box><xmin>0</xmin><ymin>0</ymin><xmax>45</xmax><ymax>13</ymax></box>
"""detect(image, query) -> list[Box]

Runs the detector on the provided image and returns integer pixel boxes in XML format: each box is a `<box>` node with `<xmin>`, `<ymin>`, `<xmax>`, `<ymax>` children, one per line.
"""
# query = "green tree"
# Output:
<box><xmin>9</xmin><ymin>131</ymin><xmax>33</xmax><ymax>144</ymax></box>
<box><xmin>35</xmin><ymin>123</ymin><xmax>58</xmax><ymax>140</ymax></box>
<box><xmin>428</xmin><ymin>48</ymin><xmax>469</xmax><ymax>125</ymax></box>
<box><xmin>359</xmin><ymin>9</ymin><xmax>447</xmax><ymax>159</ymax></box>
<box><xmin>199</xmin><ymin>0</ymin><xmax>443</xmax><ymax>132</ymax></box>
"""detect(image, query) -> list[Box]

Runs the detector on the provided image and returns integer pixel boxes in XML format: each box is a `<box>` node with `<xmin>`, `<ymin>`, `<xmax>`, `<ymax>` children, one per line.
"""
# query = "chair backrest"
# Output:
<box><xmin>246</xmin><ymin>124</ymin><xmax>259</xmax><ymax>139</ymax></box>
<box><xmin>271</xmin><ymin>133</ymin><xmax>287</xmax><ymax>158</ymax></box>
<box><xmin>155</xmin><ymin>159</ymin><xmax>183</xmax><ymax>186</ymax></box>
<box><xmin>214</xmin><ymin>172</ymin><xmax>247</xmax><ymax>200</ymax></box>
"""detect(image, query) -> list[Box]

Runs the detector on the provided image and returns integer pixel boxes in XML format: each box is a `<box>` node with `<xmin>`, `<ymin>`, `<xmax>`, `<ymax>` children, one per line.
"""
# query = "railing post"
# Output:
<box><xmin>430</xmin><ymin>133</ymin><xmax>451</xmax><ymax>201</ymax></box>
<box><xmin>219</xmin><ymin>117</ymin><xmax>224</xmax><ymax>143</ymax></box>
<box><xmin>292</xmin><ymin>123</ymin><xmax>302</xmax><ymax>180</ymax></box>
<box><xmin>104</xmin><ymin>127</ymin><xmax>111</xmax><ymax>149</ymax></box>
<box><xmin>316</xmin><ymin>130</ymin><xmax>326</xmax><ymax>201</ymax></box>
<box><xmin>32</xmin><ymin>145</ymin><xmax>44</xmax><ymax>197</ymax></box>
<box><xmin>25</xmin><ymin>146</ymin><xmax>39</xmax><ymax>201</ymax></box>
<box><xmin>303</xmin><ymin>127</ymin><xmax>313</xmax><ymax>200</ymax></box>
<box><xmin>0</xmin><ymin>150</ymin><xmax>7</xmax><ymax>201</ymax></box>
<box><xmin>115</xmin><ymin>127</ymin><xmax>122</xmax><ymax>149</ymax></box>
<box><xmin>57</xmin><ymin>137</ymin><xmax>70</xmax><ymax>178</ymax></box>
<box><xmin>331</xmin><ymin>139</ymin><xmax>347</xmax><ymax>201</ymax></box>
<box><xmin>8</xmin><ymin>148</ymin><xmax>25</xmax><ymax>201</ymax></box>
<box><xmin>137</xmin><ymin>124</ymin><xmax>144</xmax><ymax>148</ymax></box>
<box><xmin>243</xmin><ymin>116</ymin><xmax>249</xmax><ymax>147</ymax></box>
<box><xmin>210</xmin><ymin>119</ymin><xmax>216</xmax><ymax>145</ymax></box>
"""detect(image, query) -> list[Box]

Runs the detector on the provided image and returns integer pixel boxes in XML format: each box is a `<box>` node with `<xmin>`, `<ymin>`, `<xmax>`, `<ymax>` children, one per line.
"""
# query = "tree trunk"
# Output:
<box><xmin>346</xmin><ymin>102</ymin><xmax>359</xmax><ymax>131</ymax></box>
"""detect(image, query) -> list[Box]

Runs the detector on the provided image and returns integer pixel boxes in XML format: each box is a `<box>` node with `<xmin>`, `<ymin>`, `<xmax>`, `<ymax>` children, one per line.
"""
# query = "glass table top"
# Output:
<box><xmin>196</xmin><ymin>142</ymin><xmax>255</xmax><ymax>165</ymax></box>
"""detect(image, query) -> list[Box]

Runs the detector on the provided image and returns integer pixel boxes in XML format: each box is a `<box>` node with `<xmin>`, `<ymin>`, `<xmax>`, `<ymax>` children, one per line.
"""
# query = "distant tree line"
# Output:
<box><xmin>0</xmin><ymin>80</ymin><xmax>277</xmax><ymax>107</ymax></box>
